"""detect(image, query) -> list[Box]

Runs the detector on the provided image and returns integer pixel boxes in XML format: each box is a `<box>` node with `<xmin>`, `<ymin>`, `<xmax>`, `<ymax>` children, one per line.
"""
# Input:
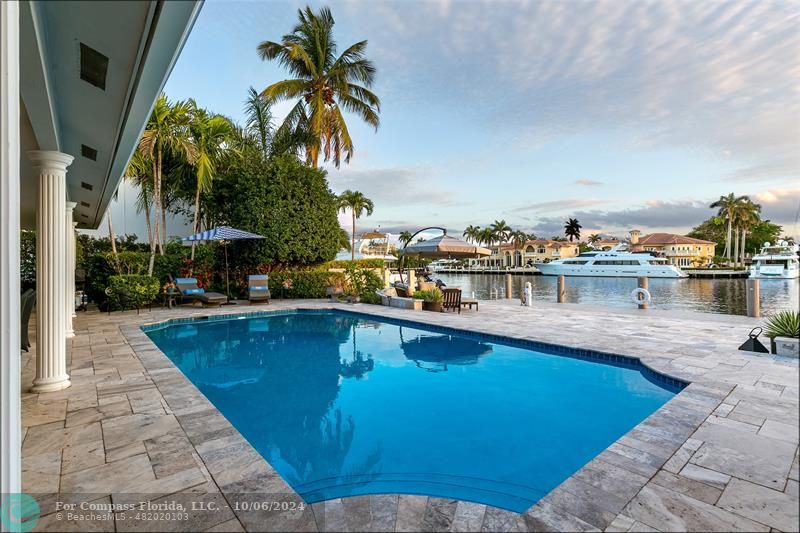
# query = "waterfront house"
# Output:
<box><xmin>593</xmin><ymin>238</ymin><xmax>622</xmax><ymax>251</ymax></box>
<box><xmin>468</xmin><ymin>240</ymin><xmax>580</xmax><ymax>268</ymax></box>
<box><xmin>628</xmin><ymin>230</ymin><xmax>716</xmax><ymax>267</ymax></box>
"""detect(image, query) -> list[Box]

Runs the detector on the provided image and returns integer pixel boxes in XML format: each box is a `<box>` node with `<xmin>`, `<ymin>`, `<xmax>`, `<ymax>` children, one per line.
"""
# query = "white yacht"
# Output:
<box><xmin>749</xmin><ymin>241</ymin><xmax>800</xmax><ymax>279</ymax></box>
<box><xmin>536</xmin><ymin>244</ymin><xmax>688</xmax><ymax>278</ymax></box>
<box><xmin>428</xmin><ymin>259</ymin><xmax>461</xmax><ymax>272</ymax></box>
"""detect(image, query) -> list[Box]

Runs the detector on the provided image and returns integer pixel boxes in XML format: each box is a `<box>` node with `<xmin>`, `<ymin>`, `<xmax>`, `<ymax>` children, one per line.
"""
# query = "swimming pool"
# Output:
<box><xmin>144</xmin><ymin>310</ymin><xmax>684</xmax><ymax>512</ymax></box>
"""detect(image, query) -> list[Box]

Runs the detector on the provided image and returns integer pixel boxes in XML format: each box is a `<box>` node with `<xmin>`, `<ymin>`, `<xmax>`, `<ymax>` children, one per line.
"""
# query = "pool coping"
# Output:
<box><xmin>117</xmin><ymin>302</ymin><xmax>731</xmax><ymax>531</ymax></box>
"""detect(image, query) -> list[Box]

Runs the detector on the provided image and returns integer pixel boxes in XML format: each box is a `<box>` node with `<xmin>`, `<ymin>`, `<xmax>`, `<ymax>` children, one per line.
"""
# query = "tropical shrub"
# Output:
<box><xmin>268</xmin><ymin>271</ymin><xmax>346</xmax><ymax>299</ymax></box>
<box><xmin>764</xmin><ymin>311</ymin><xmax>800</xmax><ymax>339</ymax></box>
<box><xmin>324</xmin><ymin>258</ymin><xmax>385</xmax><ymax>269</ymax></box>
<box><xmin>107</xmin><ymin>275</ymin><xmax>160</xmax><ymax>311</ymax></box>
<box><xmin>344</xmin><ymin>265</ymin><xmax>383</xmax><ymax>304</ymax></box>
<box><xmin>413</xmin><ymin>288</ymin><xmax>443</xmax><ymax>303</ymax></box>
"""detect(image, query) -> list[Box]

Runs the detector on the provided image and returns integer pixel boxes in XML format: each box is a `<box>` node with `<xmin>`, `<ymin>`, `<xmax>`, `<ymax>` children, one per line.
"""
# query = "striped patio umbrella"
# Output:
<box><xmin>182</xmin><ymin>226</ymin><xmax>265</xmax><ymax>303</ymax></box>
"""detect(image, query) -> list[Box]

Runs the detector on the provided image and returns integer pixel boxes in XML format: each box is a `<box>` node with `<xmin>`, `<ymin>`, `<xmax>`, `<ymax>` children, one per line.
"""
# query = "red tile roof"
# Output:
<box><xmin>636</xmin><ymin>233</ymin><xmax>716</xmax><ymax>245</ymax></box>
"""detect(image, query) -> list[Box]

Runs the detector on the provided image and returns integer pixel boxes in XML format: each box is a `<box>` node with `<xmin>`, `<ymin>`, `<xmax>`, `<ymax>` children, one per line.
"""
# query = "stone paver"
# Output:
<box><xmin>21</xmin><ymin>299</ymin><xmax>799</xmax><ymax>532</ymax></box>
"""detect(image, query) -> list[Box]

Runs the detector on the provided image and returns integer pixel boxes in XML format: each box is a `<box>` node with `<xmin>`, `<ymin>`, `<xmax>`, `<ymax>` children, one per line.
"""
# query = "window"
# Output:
<box><xmin>538</xmin><ymin>247</ymin><xmax>546</xmax><ymax>254</ymax></box>
<box><xmin>525</xmin><ymin>246</ymin><xmax>534</xmax><ymax>253</ymax></box>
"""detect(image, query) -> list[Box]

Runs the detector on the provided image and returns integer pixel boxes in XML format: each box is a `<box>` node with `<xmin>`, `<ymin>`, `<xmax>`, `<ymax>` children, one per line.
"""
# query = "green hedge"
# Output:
<box><xmin>268</xmin><ymin>271</ymin><xmax>345</xmax><ymax>299</ymax></box>
<box><xmin>323</xmin><ymin>258</ymin><xmax>386</xmax><ymax>269</ymax></box>
<box><xmin>107</xmin><ymin>275</ymin><xmax>160</xmax><ymax>311</ymax></box>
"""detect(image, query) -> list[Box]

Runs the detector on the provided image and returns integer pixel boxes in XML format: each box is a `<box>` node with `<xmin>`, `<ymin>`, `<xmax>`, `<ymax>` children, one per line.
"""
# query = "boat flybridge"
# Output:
<box><xmin>536</xmin><ymin>244</ymin><xmax>688</xmax><ymax>278</ymax></box>
<box><xmin>749</xmin><ymin>240</ymin><xmax>800</xmax><ymax>279</ymax></box>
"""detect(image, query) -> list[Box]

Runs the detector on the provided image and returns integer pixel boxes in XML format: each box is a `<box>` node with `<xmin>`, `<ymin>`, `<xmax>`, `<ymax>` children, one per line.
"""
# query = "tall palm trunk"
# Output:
<box><xmin>740</xmin><ymin>229</ymin><xmax>747</xmax><ymax>269</ymax></box>
<box><xmin>351</xmin><ymin>211</ymin><xmax>356</xmax><ymax>261</ymax></box>
<box><xmin>724</xmin><ymin>215</ymin><xmax>732</xmax><ymax>262</ymax></box>
<box><xmin>161</xmin><ymin>205</ymin><xmax>168</xmax><ymax>252</ymax></box>
<box><xmin>733</xmin><ymin>229</ymin><xmax>740</xmax><ymax>268</ymax></box>
<box><xmin>149</xmin><ymin>158</ymin><xmax>159</xmax><ymax>275</ymax></box>
<box><xmin>189</xmin><ymin>186</ymin><xmax>201</xmax><ymax>275</ymax></box>
<box><xmin>107</xmin><ymin>208</ymin><xmax>117</xmax><ymax>256</ymax></box>
<box><xmin>158</xmin><ymin>150</ymin><xmax>167</xmax><ymax>254</ymax></box>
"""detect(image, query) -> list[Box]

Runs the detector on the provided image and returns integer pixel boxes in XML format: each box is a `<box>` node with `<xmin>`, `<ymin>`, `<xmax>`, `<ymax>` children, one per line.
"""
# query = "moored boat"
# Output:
<box><xmin>536</xmin><ymin>244</ymin><xmax>688</xmax><ymax>278</ymax></box>
<box><xmin>749</xmin><ymin>241</ymin><xmax>800</xmax><ymax>279</ymax></box>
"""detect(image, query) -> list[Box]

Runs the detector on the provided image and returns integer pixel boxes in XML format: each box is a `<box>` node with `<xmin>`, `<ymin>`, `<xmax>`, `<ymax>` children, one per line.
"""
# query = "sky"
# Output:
<box><xmin>93</xmin><ymin>0</ymin><xmax>800</xmax><ymax>241</ymax></box>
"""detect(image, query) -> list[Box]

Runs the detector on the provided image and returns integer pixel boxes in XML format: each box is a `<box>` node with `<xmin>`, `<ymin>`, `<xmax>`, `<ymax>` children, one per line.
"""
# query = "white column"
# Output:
<box><xmin>29</xmin><ymin>150</ymin><xmax>74</xmax><ymax>393</ymax></box>
<box><xmin>71</xmin><ymin>221</ymin><xmax>78</xmax><ymax>318</ymax></box>
<box><xmin>0</xmin><ymin>0</ymin><xmax>21</xmax><ymax>498</ymax></box>
<box><xmin>65</xmin><ymin>201</ymin><xmax>76</xmax><ymax>337</ymax></box>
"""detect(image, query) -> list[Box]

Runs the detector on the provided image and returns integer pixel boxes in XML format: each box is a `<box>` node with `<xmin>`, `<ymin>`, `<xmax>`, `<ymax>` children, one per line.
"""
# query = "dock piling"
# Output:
<box><xmin>746</xmin><ymin>279</ymin><xmax>760</xmax><ymax>318</ymax></box>
<box><xmin>557</xmin><ymin>275</ymin><xmax>566</xmax><ymax>303</ymax></box>
<box><xmin>638</xmin><ymin>276</ymin><xmax>649</xmax><ymax>310</ymax></box>
<box><xmin>505</xmin><ymin>274</ymin><xmax>513</xmax><ymax>299</ymax></box>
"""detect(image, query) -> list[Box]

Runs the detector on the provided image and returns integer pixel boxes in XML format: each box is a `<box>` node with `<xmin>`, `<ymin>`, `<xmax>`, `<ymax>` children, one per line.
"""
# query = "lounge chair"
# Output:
<box><xmin>247</xmin><ymin>275</ymin><xmax>271</xmax><ymax>304</ymax></box>
<box><xmin>174</xmin><ymin>277</ymin><xmax>227</xmax><ymax>307</ymax></box>
<box><xmin>442</xmin><ymin>288</ymin><xmax>462</xmax><ymax>313</ymax></box>
<box><xmin>394</xmin><ymin>284</ymin><xmax>411</xmax><ymax>298</ymax></box>
<box><xmin>21</xmin><ymin>289</ymin><xmax>35</xmax><ymax>351</ymax></box>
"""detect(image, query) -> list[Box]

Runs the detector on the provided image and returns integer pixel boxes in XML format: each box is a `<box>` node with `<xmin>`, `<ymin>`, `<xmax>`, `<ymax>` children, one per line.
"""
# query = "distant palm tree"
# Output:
<box><xmin>551</xmin><ymin>236</ymin><xmax>567</xmax><ymax>242</ymax></box>
<box><xmin>257</xmin><ymin>6</ymin><xmax>380</xmax><ymax>168</ymax></box>
<box><xmin>478</xmin><ymin>227</ymin><xmax>495</xmax><ymax>247</ymax></box>
<box><xmin>462</xmin><ymin>225</ymin><xmax>480</xmax><ymax>243</ymax></box>
<box><xmin>710</xmin><ymin>193</ymin><xmax>749</xmax><ymax>262</ymax></box>
<box><xmin>527</xmin><ymin>232</ymin><xmax>538</xmax><ymax>241</ymax></box>
<box><xmin>398</xmin><ymin>231</ymin><xmax>413</xmax><ymax>247</ymax></box>
<box><xmin>588</xmin><ymin>233</ymin><xmax>601</xmax><ymax>245</ymax></box>
<box><xmin>735</xmin><ymin>199</ymin><xmax>761</xmax><ymax>267</ymax></box>
<box><xmin>490</xmin><ymin>220</ymin><xmax>512</xmax><ymax>244</ymax></box>
<box><xmin>510</xmin><ymin>230</ymin><xmax>528</xmax><ymax>250</ymax></box>
<box><xmin>337</xmin><ymin>190</ymin><xmax>374</xmax><ymax>260</ymax></box>
<box><xmin>564</xmin><ymin>218</ymin><xmax>582</xmax><ymax>242</ymax></box>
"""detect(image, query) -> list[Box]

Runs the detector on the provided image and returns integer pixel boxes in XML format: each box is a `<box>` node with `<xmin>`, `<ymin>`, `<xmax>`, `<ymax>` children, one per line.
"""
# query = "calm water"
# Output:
<box><xmin>146</xmin><ymin>311</ymin><xmax>677</xmax><ymax>511</ymax></box>
<box><xmin>436</xmin><ymin>273</ymin><xmax>799</xmax><ymax>316</ymax></box>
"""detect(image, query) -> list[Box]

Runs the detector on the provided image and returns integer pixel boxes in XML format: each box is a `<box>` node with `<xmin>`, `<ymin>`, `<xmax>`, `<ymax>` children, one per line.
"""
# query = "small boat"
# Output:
<box><xmin>428</xmin><ymin>259</ymin><xmax>461</xmax><ymax>272</ymax></box>
<box><xmin>536</xmin><ymin>244</ymin><xmax>688</xmax><ymax>278</ymax></box>
<box><xmin>749</xmin><ymin>240</ymin><xmax>800</xmax><ymax>279</ymax></box>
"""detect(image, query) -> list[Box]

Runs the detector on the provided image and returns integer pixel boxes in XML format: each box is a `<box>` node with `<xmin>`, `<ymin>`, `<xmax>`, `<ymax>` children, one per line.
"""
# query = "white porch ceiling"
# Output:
<box><xmin>19</xmin><ymin>0</ymin><xmax>201</xmax><ymax>229</ymax></box>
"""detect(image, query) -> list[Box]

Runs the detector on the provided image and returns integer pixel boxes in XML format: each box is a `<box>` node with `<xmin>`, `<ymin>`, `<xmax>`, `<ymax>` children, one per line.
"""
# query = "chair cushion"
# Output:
<box><xmin>183</xmin><ymin>288</ymin><xmax>205</xmax><ymax>295</ymax></box>
<box><xmin>250</xmin><ymin>286</ymin><xmax>269</xmax><ymax>291</ymax></box>
<box><xmin>175</xmin><ymin>278</ymin><xmax>197</xmax><ymax>285</ymax></box>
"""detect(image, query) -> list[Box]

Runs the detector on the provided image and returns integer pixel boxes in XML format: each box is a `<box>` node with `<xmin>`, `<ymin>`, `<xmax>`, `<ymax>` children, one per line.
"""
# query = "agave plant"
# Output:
<box><xmin>763</xmin><ymin>310</ymin><xmax>800</xmax><ymax>339</ymax></box>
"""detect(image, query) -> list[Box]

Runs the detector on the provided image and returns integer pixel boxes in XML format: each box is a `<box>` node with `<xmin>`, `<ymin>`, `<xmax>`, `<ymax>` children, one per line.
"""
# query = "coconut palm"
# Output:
<box><xmin>337</xmin><ymin>190</ymin><xmax>374</xmax><ymax>260</ymax></box>
<box><xmin>398</xmin><ymin>231</ymin><xmax>413</xmax><ymax>247</ymax></box>
<box><xmin>257</xmin><ymin>6</ymin><xmax>380</xmax><ymax>168</ymax></box>
<box><xmin>462</xmin><ymin>225</ymin><xmax>480</xmax><ymax>243</ymax></box>
<box><xmin>735</xmin><ymin>200</ymin><xmax>761</xmax><ymax>268</ymax></box>
<box><xmin>138</xmin><ymin>94</ymin><xmax>197</xmax><ymax>254</ymax></box>
<box><xmin>244</xmin><ymin>86</ymin><xmax>274</xmax><ymax>160</ymax></box>
<box><xmin>490</xmin><ymin>220</ymin><xmax>512</xmax><ymax>244</ymax></box>
<box><xmin>710</xmin><ymin>193</ymin><xmax>748</xmax><ymax>262</ymax></box>
<box><xmin>188</xmin><ymin>104</ymin><xmax>234</xmax><ymax>264</ymax></box>
<box><xmin>510</xmin><ymin>230</ymin><xmax>528</xmax><ymax>250</ymax></box>
<box><xmin>477</xmin><ymin>227</ymin><xmax>495</xmax><ymax>247</ymax></box>
<box><xmin>588</xmin><ymin>233</ymin><xmax>601</xmax><ymax>245</ymax></box>
<box><xmin>564</xmin><ymin>218</ymin><xmax>582</xmax><ymax>242</ymax></box>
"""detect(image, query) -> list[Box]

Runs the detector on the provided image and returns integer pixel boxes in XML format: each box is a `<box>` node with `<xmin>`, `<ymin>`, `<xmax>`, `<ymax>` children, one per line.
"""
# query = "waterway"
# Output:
<box><xmin>435</xmin><ymin>273</ymin><xmax>799</xmax><ymax>316</ymax></box>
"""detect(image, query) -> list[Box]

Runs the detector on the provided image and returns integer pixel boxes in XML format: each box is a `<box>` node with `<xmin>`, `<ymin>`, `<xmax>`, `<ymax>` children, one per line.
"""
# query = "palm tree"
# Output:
<box><xmin>124</xmin><ymin>152</ymin><xmax>157</xmax><ymax>274</ymax></box>
<box><xmin>478</xmin><ymin>227</ymin><xmax>495</xmax><ymax>247</ymax></box>
<box><xmin>564</xmin><ymin>218</ymin><xmax>582</xmax><ymax>242</ymax></box>
<box><xmin>510</xmin><ymin>230</ymin><xmax>528</xmax><ymax>250</ymax></box>
<box><xmin>188</xmin><ymin>104</ymin><xmax>234</xmax><ymax>265</ymax></box>
<box><xmin>735</xmin><ymin>200</ymin><xmax>761</xmax><ymax>268</ymax></box>
<box><xmin>337</xmin><ymin>190</ymin><xmax>374</xmax><ymax>260</ymax></box>
<box><xmin>257</xmin><ymin>6</ymin><xmax>380</xmax><ymax>168</ymax></box>
<box><xmin>138</xmin><ymin>94</ymin><xmax>196</xmax><ymax>254</ymax></box>
<box><xmin>244</xmin><ymin>87</ymin><xmax>274</xmax><ymax>160</ymax></box>
<box><xmin>462</xmin><ymin>225</ymin><xmax>480</xmax><ymax>243</ymax></box>
<box><xmin>490</xmin><ymin>220</ymin><xmax>512</xmax><ymax>244</ymax></box>
<box><xmin>398</xmin><ymin>231</ymin><xmax>413</xmax><ymax>247</ymax></box>
<box><xmin>588</xmin><ymin>233</ymin><xmax>601</xmax><ymax>245</ymax></box>
<box><xmin>710</xmin><ymin>193</ymin><xmax>748</xmax><ymax>262</ymax></box>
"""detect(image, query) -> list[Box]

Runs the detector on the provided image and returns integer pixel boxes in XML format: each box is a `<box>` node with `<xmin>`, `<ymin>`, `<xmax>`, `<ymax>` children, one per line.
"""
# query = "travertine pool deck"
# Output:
<box><xmin>21</xmin><ymin>299</ymin><xmax>799</xmax><ymax>532</ymax></box>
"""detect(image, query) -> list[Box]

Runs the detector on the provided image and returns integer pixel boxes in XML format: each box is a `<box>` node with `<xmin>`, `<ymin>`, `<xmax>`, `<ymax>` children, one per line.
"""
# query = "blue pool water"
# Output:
<box><xmin>145</xmin><ymin>310</ymin><xmax>682</xmax><ymax>512</ymax></box>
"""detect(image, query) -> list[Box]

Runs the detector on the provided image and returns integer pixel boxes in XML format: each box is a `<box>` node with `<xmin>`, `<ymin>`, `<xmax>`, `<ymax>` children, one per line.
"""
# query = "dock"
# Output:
<box><xmin>685</xmin><ymin>269</ymin><xmax>750</xmax><ymax>278</ymax></box>
<box><xmin>431</xmin><ymin>267</ymin><xmax>542</xmax><ymax>275</ymax></box>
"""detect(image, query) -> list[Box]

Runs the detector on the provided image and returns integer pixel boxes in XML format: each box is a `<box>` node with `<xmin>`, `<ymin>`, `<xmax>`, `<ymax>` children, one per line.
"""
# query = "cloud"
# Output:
<box><xmin>512</xmin><ymin>198</ymin><xmax>606</xmax><ymax>213</ymax></box>
<box><xmin>342</xmin><ymin>0</ymin><xmax>799</xmax><ymax>184</ymax></box>
<box><xmin>575</xmin><ymin>179</ymin><xmax>603</xmax><ymax>186</ymax></box>
<box><xmin>522</xmin><ymin>188</ymin><xmax>800</xmax><ymax>237</ymax></box>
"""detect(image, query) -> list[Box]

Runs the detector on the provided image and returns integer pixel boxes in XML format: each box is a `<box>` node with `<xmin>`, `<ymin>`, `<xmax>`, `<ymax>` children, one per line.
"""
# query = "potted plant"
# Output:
<box><xmin>414</xmin><ymin>288</ymin><xmax>443</xmax><ymax>312</ymax></box>
<box><xmin>764</xmin><ymin>310</ymin><xmax>800</xmax><ymax>357</ymax></box>
<box><xmin>162</xmin><ymin>281</ymin><xmax>176</xmax><ymax>295</ymax></box>
<box><xmin>325</xmin><ymin>274</ymin><xmax>345</xmax><ymax>302</ymax></box>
